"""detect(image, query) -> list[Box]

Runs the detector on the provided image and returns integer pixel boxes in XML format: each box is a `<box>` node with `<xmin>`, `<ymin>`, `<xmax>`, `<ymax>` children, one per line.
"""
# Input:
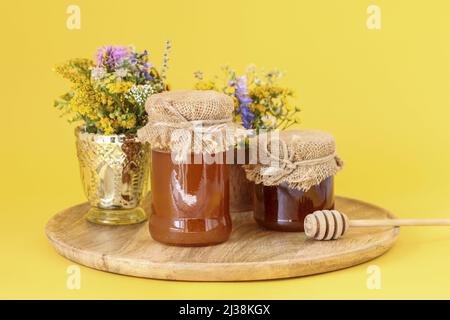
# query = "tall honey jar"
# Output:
<box><xmin>138</xmin><ymin>90</ymin><xmax>247</xmax><ymax>246</ymax></box>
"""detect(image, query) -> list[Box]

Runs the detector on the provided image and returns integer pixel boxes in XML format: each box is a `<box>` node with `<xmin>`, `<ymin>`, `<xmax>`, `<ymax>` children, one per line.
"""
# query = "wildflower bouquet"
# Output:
<box><xmin>54</xmin><ymin>43</ymin><xmax>170</xmax><ymax>135</ymax></box>
<box><xmin>194</xmin><ymin>65</ymin><xmax>301</xmax><ymax>133</ymax></box>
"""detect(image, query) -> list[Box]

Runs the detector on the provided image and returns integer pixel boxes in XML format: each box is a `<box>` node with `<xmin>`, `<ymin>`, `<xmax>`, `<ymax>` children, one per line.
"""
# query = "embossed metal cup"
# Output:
<box><xmin>75</xmin><ymin>127</ymin><xmax>150</xmax><ymax>225</ymax></box>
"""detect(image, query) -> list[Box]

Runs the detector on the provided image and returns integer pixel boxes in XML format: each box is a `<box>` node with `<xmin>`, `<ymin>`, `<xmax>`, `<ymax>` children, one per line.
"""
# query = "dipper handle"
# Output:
<box><xmin>350</xmin><ymin>219</ymin><xmax>450</xmax><ymax>227</ymax></box>
<box><xmin>304</xmin><ymin>210</ymin><xmax>450</xmax><ymax>240</ymax></box>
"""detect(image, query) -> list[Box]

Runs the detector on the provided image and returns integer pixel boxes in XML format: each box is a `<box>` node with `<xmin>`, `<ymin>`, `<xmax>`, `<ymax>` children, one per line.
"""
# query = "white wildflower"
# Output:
<box><xmin>261</xmin><ymin>115</ymin><xmax>277</xmax><ymax>129</ymax></box>
<box><xmin>114</xmin><ymin>68</ymin><xmax>128</xmax><ymax>78</ymax></box>
<box><xmin>125</xmin><ymin>84</ymin><xmax>155</xmax><ymax>106</ymax></box>
<box><xmin>90</xmin><ymin>67</ymin><xmax>106</xmax><ymax>80</ymax></box>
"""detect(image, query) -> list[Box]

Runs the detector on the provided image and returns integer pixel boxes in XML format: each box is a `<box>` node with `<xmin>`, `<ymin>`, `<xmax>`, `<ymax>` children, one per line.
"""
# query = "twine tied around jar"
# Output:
<box><xmin>137</xmin><ymin>90</ymin><xmax>249</xmax><ymax>161</ymax></box>
<box><xmin>245</xmin><ymin>130</ymin><xmax>344</xmax><ymax>191</ymax></box>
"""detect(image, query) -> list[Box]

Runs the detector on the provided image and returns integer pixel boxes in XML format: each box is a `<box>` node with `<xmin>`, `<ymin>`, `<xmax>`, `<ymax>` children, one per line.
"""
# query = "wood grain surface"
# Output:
<box><xmin>45</xmin><ymin>195</ymin><xmax>399</xmax><ymax>281</ymax></box>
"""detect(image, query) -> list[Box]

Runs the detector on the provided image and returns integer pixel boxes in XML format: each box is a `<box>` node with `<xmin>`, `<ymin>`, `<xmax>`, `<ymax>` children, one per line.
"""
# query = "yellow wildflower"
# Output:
<box><xmin>106</xmin><ymin>81</ymin><xmax>134</xmax><ymax>94</ymax></box>
<box><xmin>194</xmin><ymin>80</ymin><xmax>217</xmax><ymax>91</ymax></box>
<box><xmin>54</xmin><ymin>59</ymin><xmax>94</xmax><ymax>84</ymax></box>
<box><xmin>118</xmin><ymin>114</ymin><xmax>137</xmax><ymax>130</ymax></box>
<box><xmin>224</xmin><ymin>86</ymin><xmax>235</xmax><ymax>95</ymax></box>
<box><xmin>254</xmin><ymin>104</ymin><xmax>265</xmax><ymax>112</ymax></box>
<box><xmin>192</xmin><ymin>65</ymin><xmax>300</xmax><ymax>132</ymax></box>
<box><xmin>98</xmin><ymin>118</ymin><xmax>115</xmax><ymax>135</ymax></box>
<box><xmin>233</xmin><ymin>114</ymin><xmax>242</xmax><ymax>124</ymax></box>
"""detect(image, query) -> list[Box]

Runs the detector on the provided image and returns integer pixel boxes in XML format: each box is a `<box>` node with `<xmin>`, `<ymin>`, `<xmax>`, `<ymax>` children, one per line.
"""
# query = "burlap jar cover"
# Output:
<box><xmin>137</xmin><ymin>90</ymin><xmax>248</xmax><ymax>157</ymax></box>
<box><xmin>245</xmin><ymin>130</ymin><xmax>344</xmax><ymax>191</ymax></box>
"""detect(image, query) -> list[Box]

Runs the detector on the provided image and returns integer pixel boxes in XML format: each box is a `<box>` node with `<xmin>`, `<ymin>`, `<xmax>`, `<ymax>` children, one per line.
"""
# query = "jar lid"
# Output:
<box><xmin>277</xmin><ymin>129</ymin><xmax>336</xmax><ymax>161</ymax></box>
<box><xmin>137</xmin><ymin>90</ymin><xmax>248</xmax><ymax>155</ymax></box>
<box><xmin>245</xmin><ymin>129</ymin><xmax>343</xmax><ymax>191</ymax></box>
<box><xmin>144</xmin><ymin>90</ymin><xmax>235</xmax><ymax>122</ymax></box>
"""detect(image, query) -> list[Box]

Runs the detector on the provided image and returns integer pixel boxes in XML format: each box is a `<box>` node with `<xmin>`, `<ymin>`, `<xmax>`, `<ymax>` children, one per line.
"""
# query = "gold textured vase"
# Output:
<box><xmin>75</xmin><ymin>127</ymin><xmax>150</xmax><ymax>225</ymax></box>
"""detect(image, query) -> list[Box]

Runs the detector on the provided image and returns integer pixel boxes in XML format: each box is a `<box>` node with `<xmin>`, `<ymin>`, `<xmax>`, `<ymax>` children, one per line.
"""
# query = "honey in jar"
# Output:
<box><xmin>137</xmin><ymin>90</ymin><xmax>247</xmax><ymax>246</ymax></box>
<box><xmin>150</xmin><ymin>150</ymin><xmax>231</xmax><ymax>246</ymax></box>
<box><xmin>246</xmin><ymin>130</ymin><xmax>343</xmax><ymax>232</ymax></box>
<box><xmin>253</xmin><ymin>177</ymin><xmax>334</xmax><ymax>232</ymax></box>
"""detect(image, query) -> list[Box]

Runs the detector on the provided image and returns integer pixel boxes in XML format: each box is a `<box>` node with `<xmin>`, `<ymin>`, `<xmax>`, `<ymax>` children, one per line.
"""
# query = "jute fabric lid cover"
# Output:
<box><xmin>245</xmin><ymin>129</ymin><xmax>343</xmax><ymax>191</ymax></box>
<box><xmin>137</xmin><ymin>90</ymin><xmax>248</xmax><ymax>154</ymax></box>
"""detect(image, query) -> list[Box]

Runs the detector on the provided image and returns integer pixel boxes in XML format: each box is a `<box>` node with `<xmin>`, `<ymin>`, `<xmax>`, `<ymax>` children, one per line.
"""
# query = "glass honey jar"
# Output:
<box><xmin>246</xmin><ymin>130</ymin><xmax>343</xmax><ymax>232</ymax></box>
<box><xmin>138</xmin><ymin>90</ymin><xmax>247</xmax><ymax>246</ymax></box>
<box><xmin>150</xmin><ymin>149</ymin><xmax>231</xmax><ymax>246</ymax></box>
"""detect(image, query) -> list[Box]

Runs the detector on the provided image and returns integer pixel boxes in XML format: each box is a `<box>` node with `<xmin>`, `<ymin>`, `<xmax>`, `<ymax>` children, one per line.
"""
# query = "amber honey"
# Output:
<box><xmin>253</xmin><ymin>177</ymin><xmax>334</xmax><ymax>232</ymax></box>
<box><xmin>150</xmin><ymin>149</ymin><xmax>231</xmax><ymax>246</ymax></box>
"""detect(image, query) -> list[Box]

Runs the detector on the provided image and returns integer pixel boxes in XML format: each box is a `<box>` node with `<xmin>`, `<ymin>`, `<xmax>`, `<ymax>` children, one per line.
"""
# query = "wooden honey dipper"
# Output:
<box><xmin>304</xmin><ymin>209</ymin><xmax>450</xmax><ymax>240</ymax></box>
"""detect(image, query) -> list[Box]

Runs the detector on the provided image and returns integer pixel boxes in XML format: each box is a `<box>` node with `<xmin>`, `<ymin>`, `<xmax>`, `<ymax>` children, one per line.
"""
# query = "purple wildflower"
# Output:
<box><xmin>143</xmin><ymin>62</ymin><xmax>154</xmax><ymax>69</ymax></box>
<box><xmin>142</xmin><ymin>69</ymin><xmax>153</xmax><ymax>81</ymax></box>
<box><xmin>95</xmin><ymin>46</ymin><xmax>130</xmax><ymax>69</ymax></box>
<box><xmin>127</xmin><ymin>50</ymin><xmax>153</xmax><ymax>81</ymax></box>
<box><xmin>230</xmin><ymin>76</ymin><xmax>254</xmax><ymax>129</ymax></box>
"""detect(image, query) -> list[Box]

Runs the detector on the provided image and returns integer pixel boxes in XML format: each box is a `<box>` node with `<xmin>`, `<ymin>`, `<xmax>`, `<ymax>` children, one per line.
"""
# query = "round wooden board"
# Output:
<box><xmin>45</xmin><ymin>195</ymin><xmax>399</xmax><ymax>281</ymax></box>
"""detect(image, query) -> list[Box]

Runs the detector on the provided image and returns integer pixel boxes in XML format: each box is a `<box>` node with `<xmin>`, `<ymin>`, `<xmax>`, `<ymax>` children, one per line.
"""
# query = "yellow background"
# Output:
<box><xmin>1</xmin><ymin>0</ymin><xmax>450</xmax><ymax>299</ymax></box>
